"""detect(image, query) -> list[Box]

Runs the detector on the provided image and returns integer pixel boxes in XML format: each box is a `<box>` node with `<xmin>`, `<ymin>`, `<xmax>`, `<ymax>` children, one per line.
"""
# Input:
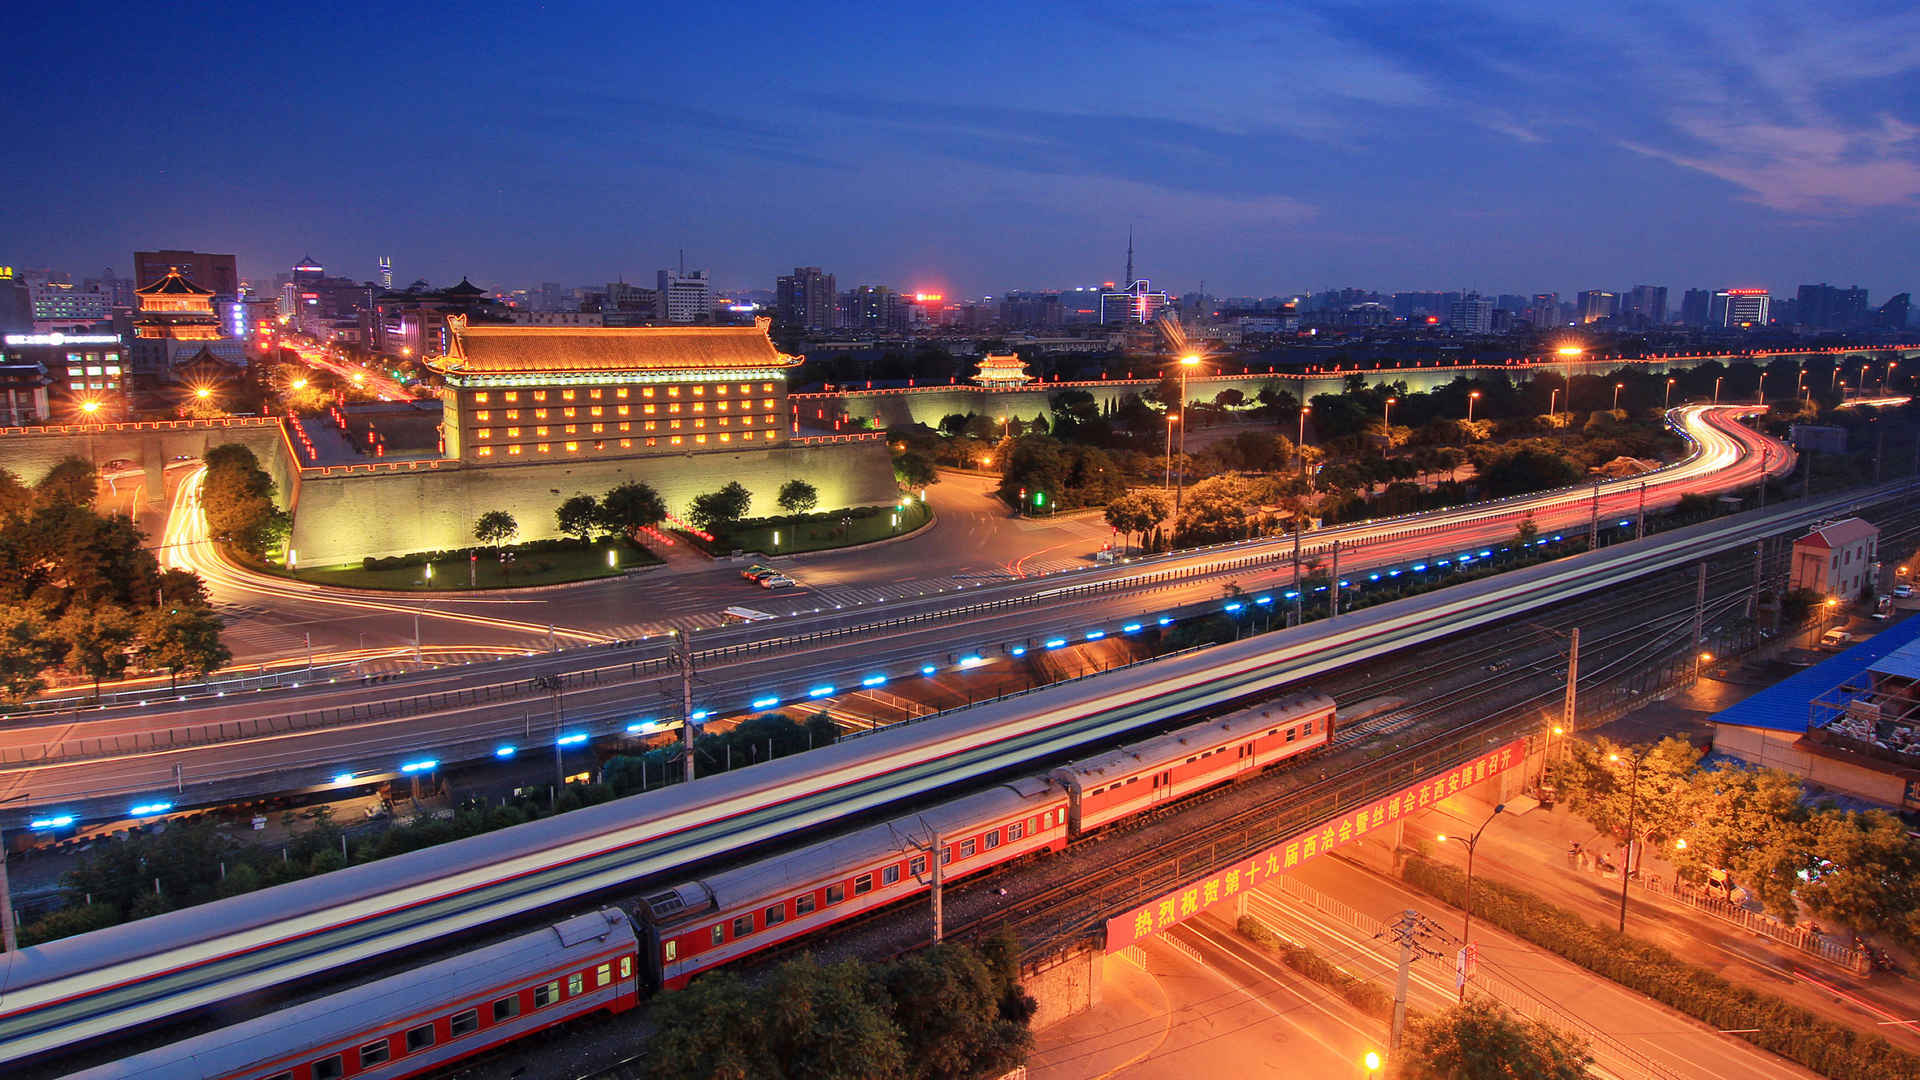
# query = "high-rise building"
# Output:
<box><xmin>775</xmin><ymin>267</ymin><xmax>838</xmax><ymax>330</ymax></box>
<box><xmin>1794</xmin><ymin>284</ymin><xmax>1869</xmax><ymax>330</ymax></box>
<box><xmin>1100</xmin><ymin>279</ymin><xmax>1170</xmax><ymax>325</ymax></box>
<box><xmin>841</xmin><ymin>285</ymin><xmax>909</xmax><ymax>333</ymax></box>
<box><xmin>1624</xmin><ymin>285</ymin><xmax>1668</xmax><ymax>326</ymax></box>
<box><xmin>1576</xmin><ymin>290</ymin><xmax>1618</xmax><ymax>324</ymax></box>
<box><xmin>1680</xmin><ymin>289</ymin><xmax>1711</xmax><ymax>327</ymax></box>
<box><xmin>1720</xmin><ymin>289</ymin><xmax>1770</xmax><ymax>327</ymax></box>
<box><xmin>1448</xmin><ymin>293</ymin><xmax>1494</xmax><ymax>334</ymax></box>
<box><xmin>606</xmin><ymin>281</ymin><xmax>663</xmax><ymax>322</ymax></box>
<box><xmin>657</xmin><ymin>268</ymin><xmax>711</xmax><ymax>324</ymax></box>
<box><xmin>134</xmin><ymin>250</ymin><xmax>239</xmax><ymax>300</ymax></box>
<box><xmin>28</xmin><ymin>282</ymin><xmax>112</xmax><ymax>329</ymax></box>
<box><xmin>1877</xmin><ymin>294</ymin><xmax>1911</xmax><ymax>330</ymax></box>
<box><xmin>999</xmin><ymin>290</ymin><xmax>1063</xmax><ymax>331</ymax></box>
<box><xmin>84</xmin><ymin>268</ymin><xmax>136</xmax><ymax>310</ymax></box>
<box><xmin>0</xmin><ymin>267</ymin><xmax>30</xmax><ymax>334</ymax></box>
<box><xmin>379</xmin><ymin>257</ymin><xmax>393</xmax><ymax>291</ymax></box>
<box><xmin>1527</xmin><ymin>293</ymin><xmax>1560</xmax><ymax>329</ymax></box>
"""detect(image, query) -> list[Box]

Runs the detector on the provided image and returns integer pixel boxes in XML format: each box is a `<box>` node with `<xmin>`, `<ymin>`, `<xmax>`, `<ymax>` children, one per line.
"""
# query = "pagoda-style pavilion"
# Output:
<box><xmin>132</xmin><ymin>267</ymin><xmax>221</xmax><ymax>343</ymax></box>
<box><xmin>972</xmin><ymin>352</ymin><xmax>1035</xmax><ymax>387</ymax></box>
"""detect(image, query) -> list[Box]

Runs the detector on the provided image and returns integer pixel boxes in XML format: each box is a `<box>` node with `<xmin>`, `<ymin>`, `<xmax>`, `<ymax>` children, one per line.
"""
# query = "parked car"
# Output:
<box><xmin>1895</xmin><ymin>584</ymin><xmax>1913</xmax><ymax>599</ymax></box>
<box><xmin>1820</xmin><ymin>628</ymin><xmax>1854</xmax><ymax>650</ymax></box>
<box><xmin>740</xmin><ymin>564</ymin><xmax>776</xmax><ymax>581</ymax></box>
<box><xmin>758</xmin><ymin>575</ymin><xmax>798</xmax><ymax>589</ymax></box>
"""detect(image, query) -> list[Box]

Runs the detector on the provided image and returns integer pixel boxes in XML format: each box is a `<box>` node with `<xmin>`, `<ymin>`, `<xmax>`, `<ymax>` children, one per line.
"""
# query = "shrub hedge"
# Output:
<box><xmin>1234</xmin><ymin>915</ymin><xmax>1397</xmax><ymax>1021</ymax></box>
<box><xmin>1399</xmin><ymin>854</ymin><xmax>1920</xmax><ymax>1080</ymax></box>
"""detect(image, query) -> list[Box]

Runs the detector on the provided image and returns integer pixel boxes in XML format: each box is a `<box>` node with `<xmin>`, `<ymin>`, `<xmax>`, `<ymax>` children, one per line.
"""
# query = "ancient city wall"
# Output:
<box><xmin>286</xmin><ymin>437</ymin><xmax>898</xmax><ymax>565</ymax></box>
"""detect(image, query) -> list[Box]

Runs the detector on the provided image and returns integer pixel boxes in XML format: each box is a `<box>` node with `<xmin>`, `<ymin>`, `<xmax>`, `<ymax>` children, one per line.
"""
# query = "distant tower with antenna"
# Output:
<box><xmin>1125</xmin><ymin>228</ymin><xmax>1135</xmax><ymax>286</ymax></box>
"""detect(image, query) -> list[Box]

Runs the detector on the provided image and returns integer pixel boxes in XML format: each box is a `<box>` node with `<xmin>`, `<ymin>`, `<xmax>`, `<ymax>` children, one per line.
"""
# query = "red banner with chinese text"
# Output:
<box><xmin>1104</xmin><ymin>738</ymin><xmax>1525</xmax><ymax>950</ymax></box>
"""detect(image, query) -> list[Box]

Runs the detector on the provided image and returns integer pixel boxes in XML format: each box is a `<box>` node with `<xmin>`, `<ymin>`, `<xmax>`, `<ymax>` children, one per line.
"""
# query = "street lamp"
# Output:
<box><xmin>1695</xmin><ymin>650</ymin><xmax>1713</xmax><ymax>680</ymax></box>
<box><xmin>1383</xmin><ymin>396</ymin><xmax>1398</xmax><ymax>441</ymax></box>
<box><xmin>1436</xmin><ymin>802</ymin><xmax>1505</xmax><ymax>999</ymax></box>
<box><xmin>1797</xmin><ymin>369</ymin><xmax>1807</xmax><ymax>394</ymax></box>
<box><xmin>1175</xmin><ymin>355</ymin><xmax>1201</xmax><ymax>519</ymax></box>
<box><xmin>1548</xmin><ymin>387</ymin><xmax>1558</xmax><ymax>420</ymax></box>
<box><xmin>1665</xmin><ymin>378</ymin><xmax>1676</xmax><ymax>410</ymax></box>
<box><xmin>1606</xmin><ymin>749</ymin><xmax>1649</xmax><ymax>932</ymax></box>
<box><xmin>1164</xmin><ymin>413</ymin><xmax>1177</xmax><ymax>490</ymax></box>
<box><xmin>1713</xmin><ymin>376</ymin><xmax>1723</xmax><ymax>404</ymax></box>
<box><xmin>1297</xmin><ymin>404</ymin><xmax>1312</xmax><ymax>483</ymax></box>
<box><xmin>1612</xmin><ymin>383</ymin><xmax>1623</xmax><ymax>411</ymax></box>
<box><xmin>1466</xmin><ymin>389</ymin><xmax>1481</xmax><ymax>423</ymax></box>
<box><xmin>1757</xmin><ymin>372</ymin><xmax>1767</xmax><ymax>404</ymax></box>
<box><xmin>1363</xmin><ymin>1050</ymin><xmax>1383</xmax><ymax>1075</ymax></box>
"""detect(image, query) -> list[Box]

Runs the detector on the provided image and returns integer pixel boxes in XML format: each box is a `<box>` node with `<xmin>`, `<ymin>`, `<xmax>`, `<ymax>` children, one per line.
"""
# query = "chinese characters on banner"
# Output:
<box><xmin>1104</xmin><ymin>739</ymin><xmax>1524</xmax><ymax>950</ymax></box>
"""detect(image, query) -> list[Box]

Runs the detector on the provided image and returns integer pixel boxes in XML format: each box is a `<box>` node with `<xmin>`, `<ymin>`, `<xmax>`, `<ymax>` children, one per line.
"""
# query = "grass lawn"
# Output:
<box><xmin>280</xmin><ymin>541</ymin><xmax>660</xmax><ymax>591</ymax></box>
<box><xmin>715</xmin><ymin>500</ymin><xmax>933</xmax><ymax>556</ymax></box>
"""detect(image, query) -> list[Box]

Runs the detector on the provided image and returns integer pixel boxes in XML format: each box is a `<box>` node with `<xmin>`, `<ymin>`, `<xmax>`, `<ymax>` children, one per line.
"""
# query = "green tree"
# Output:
<box><xmin>1514</xmin><ymin>513</ymin><xmax>1539</xmax><ymax>547</ymax></box>
<box><xmin>200</xmin><ymin>445</ymin><xmax>289</xmax><ymax>558</ymax></box>
<box><xmin>1800</xmin><ymin>809</ymin><xmax>1920</xmax><ymax>943</ymax></box>
<box><xmin>894</xmin><ymin>450</ymin><xmax>938</xmax><ymax>489</ymax></box>
<box><xmin>52</xmin><ymin>604</ymin><xmax>136</xmax><ymax>698</ymax></box>
<box><xmin>0</xmin><ymin>467</ymin><xmax>36</xmax><ymax>521</ymax></box>
<box><xmin>1475</xmin><ymin>442</ymin><xmax>1584</xmax><ymax>497</ymax></box>
<box><xmin>1558</xmin><ymin>737</ymin><xmax>1703</xmax><ymax>855</ymax></box>
<box><xmin>555</xmin><ymin>494</ymin><xmax>602</xmax><ymax>544</ymax></box>
<box><xmin>995</xmin><ymin>435</ymin><xmax>1068</xmax><ymax>510</ymax></box>
<box><xmin>600</xmin><ymin>481</ymin><xmax>667</xmax><ymax>538</ymax></box>
<box><xmin>473</xmin><ymin>509</ymin><xmax>519</xmax><ymax>549</ymax></box>
<box><xmin>1397</xmin><ymin>998</ymin><xmax>1593</xmax><ymax>1079</ymax></box>
<box><xmin>645</xmin><ymin>961</ymin><xmax>907</xmax><ymax>1080</ymax></box>
<box><xmin>138</xmin><ymin>604</ymin><xmax>231</xmax><ymax>689</ymax></box>
<box><xmin>778</xmin><ymin>479</ymin><xmax>820</xmax><ymax>515</ymax></box>
<box><xmin>0</xmin><ymin>604</ymin><xmax>57</xmax><ymax>704</ymax></box>
<box><xmin>1174</xmin><ymin>473</ymin><xmax>1265</xmax><ymax>544</ymax></box>
<box><xmin>688</xmin><ymin>482</ymin><xmax>753</xmax><ymax>532</ymax></box>
<box><xmin>35</xmin><ymin>457</ymin><xmax>99</xmax><ymax>507</ymax></box>
<box><xmin>886</xmin><ymin>939</ymin><xmax>1034</xmax><ymax>1080</ymax></box>
<box><xmin>1103</xmin><ymin>490</ymin><xmax>1170</xmax><ymax>553</ymax></box>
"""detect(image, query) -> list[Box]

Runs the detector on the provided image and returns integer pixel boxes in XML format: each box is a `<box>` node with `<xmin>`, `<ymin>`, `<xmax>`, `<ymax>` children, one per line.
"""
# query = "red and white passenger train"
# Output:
<box><xmin>50</xmin><ymin>694</ymin><xmax>1332</xmax><ymax>1078</ymax></box>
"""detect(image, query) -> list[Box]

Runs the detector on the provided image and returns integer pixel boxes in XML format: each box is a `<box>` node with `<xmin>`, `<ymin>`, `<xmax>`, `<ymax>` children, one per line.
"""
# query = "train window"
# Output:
<box><xmin>361</xmin><ymin>1040</ymin><xmax>391</xmax><ymax>1066</ymax></box>
<box><xmin>961</xmin><ymin>839</ymin><xmax>977</xmax><ymax>858</ymax></box>
<box><xmin>796</xmin><ymin>894</ymin><xmax>817</xmax><ymax>915</ymax></box>
<box><xmin>733</xmin><ymin>914</ymin><xmax>755</xmax><ymax>937</ymax></box>
<box><xmin>315</xmin><ymin>1061</ymin><xmax>344</xmax><ymax>1080</ymax></box>
<box><xmin>1285</xmin><ymin>728</ymin><xmax>1296</xmax><ymax>742</ymax></box>
<box><xmin>1303</xmin><ymin>720</ymin><xmax>1314</xmax><ymax>733</ymax></box>
<box><xmin>621</xmin><ymin>956</ymin><xmax>634</xmax><ymax>979</ymax></box>
<box><xmin>450</xmin><ymin>1009</ymin><xmax>479</xmax><ymax>1037</ymax></box>
<box><xmin>596</xmin><ymin>963</ymin><xmax>612</xmax><ymax>987</ymax></box>
<box><xmin>535</xmin><ymin>981</ymin><xmax>559</xmax><ymax>1008</ymax></box>
<box><xmin>826</xmin><ymin>884</ymin><xmax>846</xmax><ymax>905</ymax></box>
<box><xmin>765</xmin><ymin>904</ymin><xmax>786</xmax><ymax>926</ymax></box>
<box><xmin>1126</xmin><ymin>776</ymin><xmax>1138</xmax><ymax>785</ymax></box>
<box><xmin>263</xmin><ymin>1073</ymin><xmax>292</xmax><ymax>1080</ymax></box>
<box><xmin>1009</xmin><ymin>821</ymin><xmax>1025</xmax><ymax>841</ymax></box>
<box><xmin>882</xmin><ymin>865</ymin><xmax>900</xmax><ymax>885</ymax></box>
<box><xmin>406</xmin><ymin>1024</ymin><xmax>435</xmax><ymax>1052</ymax></box>
<box><xmin>493</xmin><ymin>996</ymin><xmax>521</xmax><ymax>1022</ymax></box>
<box><xmin>854</xmin><ymin>873</ymin><xmax>873</xmax><ymax>895</ymax></box>
<box><xmin>910</xmin><ymin>855</ymin><xmax>927</xmax><ymax>876</ymax></box>
<box><xmin>569</xmin><ymin>973</ymin><xmax>584</xmax><ymax>996</ymax></box>
<box><xmin>664</xmin><ymin>941</ymin><xmax>678</xmax><ymax>962</ymax></box>
<box><xmin>711</xmin><ymin>925</ymin><xmax>726</xmax><ymax>947</ymax></box>
<box><xmin>1268</xmin><ymin>728</ymin><xmax>1279</xmax><ymax>736</ymax></box>
<box><xmin>1186</xmin><ymin>756</ymin><xmax>1198</xmax><ymax>764</ymax></box>
<box><xmin>984</xmin><ymin>830</ymin><xmax>1001</xmax><ymax>850</ymax></box>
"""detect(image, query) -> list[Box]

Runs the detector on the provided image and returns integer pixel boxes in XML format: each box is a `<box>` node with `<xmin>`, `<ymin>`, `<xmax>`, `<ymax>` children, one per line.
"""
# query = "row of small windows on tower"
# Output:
<box><xmin>474</xmin><ymin>414</ymin><xmax>773</xmax><ymax>440</ymax></box>
<box><xmin>471</xmin><ymin>383</ymin><xmax>777</xmax><ymax>405</ymax></box>
<box><xmin>473</xmin><ymin>430</ymin><xmax>774</xmax><ymax>457</ymax></box>
<box><xmin>472</xmin><ymin>400</ymin><xmax>774</xmax><ymax>422</ymax></box>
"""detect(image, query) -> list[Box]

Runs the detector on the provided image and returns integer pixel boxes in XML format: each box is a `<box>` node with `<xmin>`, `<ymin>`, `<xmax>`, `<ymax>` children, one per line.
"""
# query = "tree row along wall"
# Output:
<box><xmin>286</xmin><ymin>439</ymin><xmax>900</xmax><ymax>564</ymax></box>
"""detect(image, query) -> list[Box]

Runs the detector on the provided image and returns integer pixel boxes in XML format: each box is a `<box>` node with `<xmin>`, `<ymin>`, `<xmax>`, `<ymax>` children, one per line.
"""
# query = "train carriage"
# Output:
<box><xmin>640</xmin><ymin>778</ymin><xmax>1069</xmax><ymax>989</ymax></box>
<box><xmin>1050</xmin><ymin>694</ymin><xmax>1335</xmax><ymax>834</ymax></box>
<box><xmin>59</xmin><ymin>910</ymin><xmax>638</xmax><ymax>1080</ymax></box>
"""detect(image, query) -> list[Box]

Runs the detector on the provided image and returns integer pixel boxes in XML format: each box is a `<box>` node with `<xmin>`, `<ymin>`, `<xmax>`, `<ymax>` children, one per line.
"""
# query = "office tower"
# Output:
<box><xmin>1721</xmin><ymin>289</ymin><xmax>1769</xmax><ymax>327</ymax></box>
<box><xmin>1679</xmin><ymin>289</ymin><xmax>1711</xmax><ymax>327</ymax></box>
<box><xmin>1624</xmin><ymin>285</ymin><xmax>1667</xmax><ymax>325</ymax></box>
<box><xmin>1576</xmin><ymin>290</ymin><xmax>1618</xmax><ymax>323</ymax></box>
<box><xmin>1448</xmin><ymin>293</ymin><xmax>1494</xmax><ymax>334</ymax></box>
<box><xmin>1795</xmin><ymin>283</ymin><xmax>1869</xmax><ymax>330</ymax></box>
<box><xmin>379</xmin><ymin>257</ymin><xmax>393</xmax><ymax>291</ymax></box>
<box><xmin>657</xmin><ymin>267</ymin><xmax>711</xmax><ymax>324</ymax></box>
<box><xmin>776</xmin><ymin>266</ymin><xmax>838</xmax><ymax>330</ymax></box>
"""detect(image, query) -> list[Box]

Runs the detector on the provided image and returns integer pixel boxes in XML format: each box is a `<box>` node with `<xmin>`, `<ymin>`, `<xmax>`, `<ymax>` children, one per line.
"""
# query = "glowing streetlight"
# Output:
<box><xmin>1383</xmin><ymin>396</ymin><xmax>1398</xmax><ymax>437</ymax></box>
<box><xmin>1665</xmin><ymin>377</ymin><xmax>1676</xmax><ymax>410</ymax></box>
<box><xmin>1297</xmin><ymin>404</ymin><xmax>1311</xmax><ymax>483</ymax></box>
<box><xmin>1756</xmin><ymin>372</ymin><xmax>1767</xmax><ymax>404</ymax></box>
<box><xmin>1548</xmin><ymin>387</ymin><xmax>1559</xmax><ymax>419</ymax></box>
<box><xmin>194</xmin><ymin>387</ymin><xmax>212</xmax><ymax>400</ymax></box>
<box><xmin>291</xmin><ymin>378</ymin><xmax>308</xmax><ymax>391</ymax></box>
<box><xmin>1437</xmin><ymin>803</ymin><xmax>1506</xmax><ymax>999</ymax></box>
<box><xmin>1712</xmin><ymin>376</ymin><xmax>1723</xmax><ymax>404</ymax></box>
<box><xmin>1164</xmin><ymin>413</ymin><xmax>1178</xmax><ymax>490</ymax></box>
<box><xmin>1175</xmin><ymin>355</ymin><xmax>1202</xmax><ymax>519</ymax></box>
<box><xmin>1466</xmin><ymin>389</ymin><xmax>1481</xmax><ymax>422</ymax></box>
<box><xmin>79</xmin><ymin>399</ymin><xmax>101</xmax><ymax>416</ymax></box>
<box><xmin>1612</xmin><ymin>382</ymin><xmax>1623</xmax><ymax>410</ymax></box>
<box><xmin>1363</xmin><ymin>1050</ymin><xmax>1383</xmax><ymax>1073</ymax></box>
<box><xmin>1606</xmin><ymin>748</ymin><xmax>1652</xmax><ymax>932</ymax></box>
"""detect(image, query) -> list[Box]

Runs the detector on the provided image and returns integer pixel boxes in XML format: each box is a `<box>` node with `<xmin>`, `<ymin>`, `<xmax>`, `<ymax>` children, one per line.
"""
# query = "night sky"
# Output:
<box><xmin>9</xmin><ymin>1</ymin><xmax>1920</xmax><ymax>300</ymax></box>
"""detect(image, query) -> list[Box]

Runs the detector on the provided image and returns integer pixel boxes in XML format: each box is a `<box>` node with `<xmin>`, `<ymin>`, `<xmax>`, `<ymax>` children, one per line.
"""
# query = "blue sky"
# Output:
<box><xmin>7</xmin><ymin>0</ymin><xmax>1919</xmax><ymax>301</ymax></box>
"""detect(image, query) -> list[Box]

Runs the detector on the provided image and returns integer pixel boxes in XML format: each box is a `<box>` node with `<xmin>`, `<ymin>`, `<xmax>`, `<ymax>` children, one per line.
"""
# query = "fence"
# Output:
<box><xmin>1634</xmin><ymin>873</ymin><xmax>1869</xmax><ymax>973</ymax></box>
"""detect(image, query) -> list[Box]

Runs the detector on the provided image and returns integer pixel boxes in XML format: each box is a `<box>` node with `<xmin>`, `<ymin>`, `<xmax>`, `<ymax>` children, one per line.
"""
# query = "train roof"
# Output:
<box><xmin>1050</xmin><ymin>693</ymin><xmax>1334</xmax><ymax>787</ymax></box>
<box><xmin>641</xmin><ymin>777</ymin><xmax>1062</xmax><ymax>924</ymax></box>
<box><xmin>59</xmin><ymin>909</ymin><xmax>632</xmax><ymax>1080</ymax></box>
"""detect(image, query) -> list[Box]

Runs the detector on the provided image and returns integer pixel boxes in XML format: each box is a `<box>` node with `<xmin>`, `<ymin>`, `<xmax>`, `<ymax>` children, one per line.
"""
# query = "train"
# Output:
<box><xmin>61</xmin><ymin>909</ymin><xmax>639</xmax><ymax>1080</ymax></box>
<box><xmin>39</xmin><ymin>695</ymin><xmax>1333</xmax><ymax>1078</ymax></box>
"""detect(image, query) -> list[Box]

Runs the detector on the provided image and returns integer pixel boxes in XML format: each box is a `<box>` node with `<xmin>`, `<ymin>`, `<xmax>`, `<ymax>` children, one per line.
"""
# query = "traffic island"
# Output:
<box><xmin>264</xmin><ymin>538</ymin><xmax>662</xmax><ymax>592</ymax></box>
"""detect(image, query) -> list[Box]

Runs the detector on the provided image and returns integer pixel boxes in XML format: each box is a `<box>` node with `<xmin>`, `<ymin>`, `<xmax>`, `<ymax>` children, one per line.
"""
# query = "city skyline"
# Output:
<box><xmin>8</xmin><ymin>1</ymin><xmax>1920</xmax><ymax>300</ymax></box>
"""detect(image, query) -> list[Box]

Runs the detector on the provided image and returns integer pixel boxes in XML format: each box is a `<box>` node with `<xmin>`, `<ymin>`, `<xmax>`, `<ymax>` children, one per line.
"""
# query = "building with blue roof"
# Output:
<box><xmin>1712</xmin><ymin>615</ymin><xmax>1920</xmax><ymax>809</ymax></box>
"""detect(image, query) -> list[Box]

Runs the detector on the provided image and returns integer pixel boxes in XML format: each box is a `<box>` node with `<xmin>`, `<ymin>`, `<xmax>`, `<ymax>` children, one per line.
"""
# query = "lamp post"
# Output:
<box><xmin>1797</xmin><ymin>369</ymin><xmax>1807</xmax><ymax>395</ymax></box>
<box><xmin>1538</xmin><ymin>721</ymin><xmax>1565</xmax><ymax>790</ymax></box>
<box><xmin>1695</xmin><ymin>650</ymin><xmax>1713</xmax><ymax>680</ymax></box>
<box><xmin>1466</xmin><ymin>390</ymin><xmax>1480</xmax><ymax>423</ymax></box>
<box><xmin>1298</xmin><ymin>404</ymin><xmax>1311</xmax><ymax>481</ymax></box>
<box><xmin>1164</xmin><ymin>414</ymin><xmax>1177</xmax><ymax>491</ymax></box>
<box><xmin>1176</xmin><ymin>355</ymin><xmax>1200</xmax><ymax>518</ymax></box>
<box><xmin>1664</xmin><ymin>377</ymin><xmax>1676</xmax><ymax>410</ymax></box>
<box><xmin>1612</xmin><ymin>383</ymin><xmax>1623</xmax><ymax>411</ymax></box>
<box><xmin>1756</xmin><ymin>372</ymin><xmax>1767</xmax><ymax>404</ymax></box>
<box><xmin>1437</xmin><ymin>802</ymin><xmax>1505</xmax><ymax>999</ymax></box>
<box><xmin>1383</xmin><ymin>396</ymin><xmax>1398</xmax><ymax>442</ymax></box>
<box><xmin>1607</xmin><ymin>749</ymin><xmax>1648</xmax><ymax>932</ymax></box>
<box><xmin>1713</xmin><ymin>376</ymin><xmax>1723</xmax><ymax>404</ymax></box>
<box><xmin>1548</xmin><ymin>387</ymin><xmax>1558</xmax><ymax>420</ymax></box>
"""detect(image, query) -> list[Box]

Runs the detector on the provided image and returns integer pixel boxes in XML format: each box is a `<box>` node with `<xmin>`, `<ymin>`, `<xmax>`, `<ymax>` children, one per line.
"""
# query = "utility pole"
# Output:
<box><xmin>930</xmin><ymin>829</ymin><xmax>944</xmax><ymax>944</ymax></box>
<box><xmin>1388</xmin><ymin>909</ymin><xmax>1418</xmax><ymax>1053</ymax></box>
<box><xmin>1587</xmin><ymin>481</ymin><xmax>1601</xmax><ymax>550</ymax></box>
<box><xmin>1562</xmin><ymin>628</ymin><xmax>1580</xmax><ymax>734</ymax></box>
<box><xmin>1636</xmin><ymin>482</ymin><xmax>1646</xmax><ymax>540</ymax></box>
<box><xmin>1692</xmin><ymin>562</ymin><xmax>1707</xmax><ymax>663</ymax></box>
<box><xmin>1292</xmin><ymin>526</ymin><xmax>1302</xmax><ymax>586</ymax></box>
<box><xmin>1329</xmin><ymin>540</ymin><xmax>1341</xmax><ymax>619</ymax></box>
<box><xmin>676</xmin><ymin>633</ymin><xmax>696</xmax><ymax>784</ymax></box>
<box><xmin>412</xmin><ymin>612</ymin><xmax>421</xmax><ymax>664</ymax></box>
<box><xmin>1758</xmin><ymin>446</ymin><xmax>1769</xmax><ymax>509</ymax></box>
<box><xmin>1750</xmin><ymin>542</ymin><xmax>1764</xmax><ymax>619</ymax></box>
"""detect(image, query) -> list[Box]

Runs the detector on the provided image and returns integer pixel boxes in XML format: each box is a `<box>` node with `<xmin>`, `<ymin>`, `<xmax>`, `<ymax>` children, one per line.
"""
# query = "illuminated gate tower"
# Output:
<box><xmin>429</xmin><ymin>315</ymin><xmax>801</xmax><ymax>463</ymax></box>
